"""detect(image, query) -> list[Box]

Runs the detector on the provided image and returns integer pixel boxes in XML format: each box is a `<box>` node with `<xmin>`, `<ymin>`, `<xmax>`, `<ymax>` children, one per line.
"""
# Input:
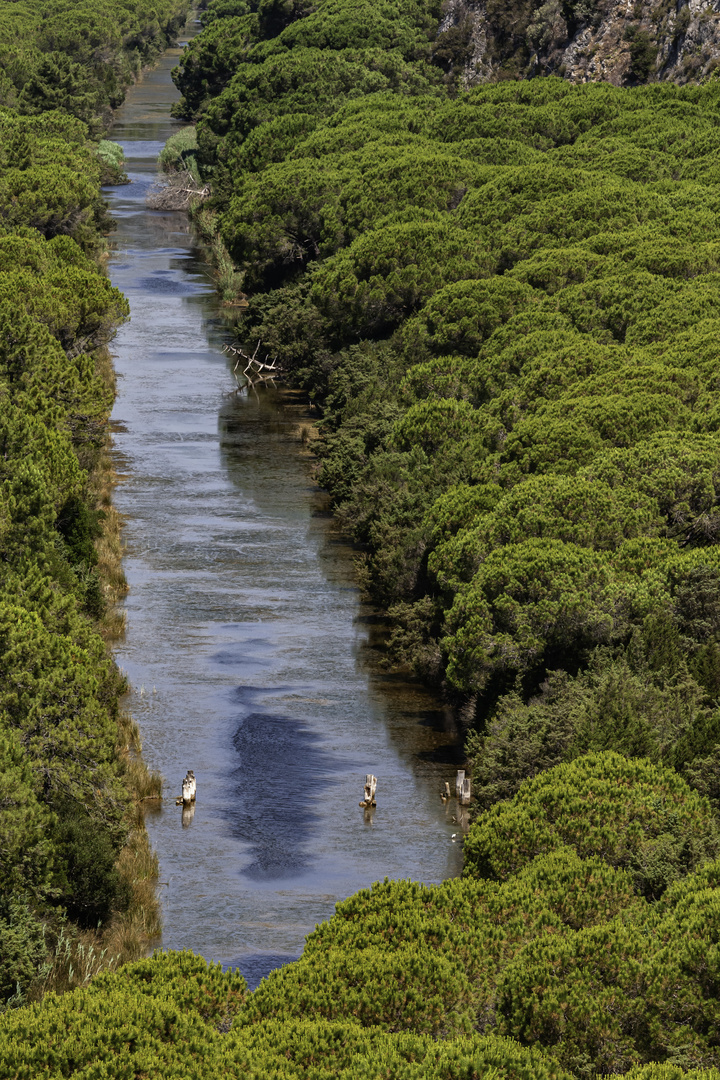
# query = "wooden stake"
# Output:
<box><xmin>460</xmin><ymin>778</ymin><xmax>472</xmax><ymax>806</ymax></box>
<box><xmin>360</xmin><ymin>773</ymin><xmax>377</xmax><ymax>807</ymax></box>
<box><xmin>455</xmin><ymin>770</ymin><xmax>465</xmax><ymax>798</ymax></box>
<box><xmin>182</xmin><ymin>770</ymin><xmax>196</xmax><ymax>805</ymax></box>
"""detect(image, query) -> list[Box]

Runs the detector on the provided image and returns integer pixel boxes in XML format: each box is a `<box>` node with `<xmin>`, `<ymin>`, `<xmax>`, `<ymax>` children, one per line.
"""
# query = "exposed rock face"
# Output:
<box><xmin>435</xmin><ymin>0</ymin><xmax>720</xmax><ymax>86</ymax></box>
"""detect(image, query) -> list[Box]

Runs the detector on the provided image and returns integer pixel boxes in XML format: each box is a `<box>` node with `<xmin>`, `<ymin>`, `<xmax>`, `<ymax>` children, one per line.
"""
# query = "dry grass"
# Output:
<box><xmin>88</xmin><ymin>347</ymin><xmax>129</xmax><ymax>635</ymax></box>
<box><xmin>117</xmin><ymin>711</ymin><xmax>164</xmax><ymax>808</ymax></box>
<box><xmin>38</xmin><ymin>824</ymin><xmax>162</xmax><ymax>999</ymax></box>
<box><xmin>37</xmin><ymin>927</ymin><xmax>122</xmax><ymax>999</ymax></box>
<box><xmin>191</xmin><ymin>204</ymin><xmax>217</xmax><ymax>244</ymax></box>
<box><xmin>296</xmin><ymin>422</ymin><xmax>320</xmax><ymax>447</ymax></box>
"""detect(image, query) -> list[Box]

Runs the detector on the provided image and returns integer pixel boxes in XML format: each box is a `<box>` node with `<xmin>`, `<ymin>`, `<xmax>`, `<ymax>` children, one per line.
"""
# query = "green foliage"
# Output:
<box><xmin>0</xmin><ymin>0</ymin><xmax>186</xmax><ymax>1011</ymax></box>
<box><xmin>4</xmin><ymin>813</ymin><xmax>720</xmax><ymax>1074</ymax></box>
<box><xmin>0</xmin><ymin>947</ymin><xmax>575</xmax><ymax>1077</ymax></box>
<box><xmin>99</xmin><ymin>949</ymin><xmax>248</xmax><ymax>1023</ymax></box>
<box><xmin>9</xmin><ymin>0</ymin><xmax>720</xmax><ymax>1074</ymax></box>
<box><xmin>624</xmin><ymin>24</ymin><xmax>657</xmax><ymax>82</ymax></box>
<box><xmin>309</xmin><ymin>215</ymin><xmax>492</xmax><ymax>338</ymax></box>
<box><xmin>158</xmin><ymin>125</ymin><xmax>200</xmax><ymax>182</ymax></box>
<box><xmin>464</xmin><ymin>752</ymin><xmax>720</xmax><ymax>897</ymax></box>
<box><xmin>4</xmin><ymin>754</ymin><xmax>720</xmax><ymax>1077</ymax></box>
<box><xmin>0</xmin><ymin>900</ymin><xmax>49</xmax><ymax>1007</ymax></box>
<box><xmin>443</xmin><ymin>539</ymin><xmax>617</xmax><ymax>693</ymax></box>
<box><xmin>0</xmin><ymin>730</ymin><xmax>56</xmax><ymax>903</ymax></box>
<box><xmin>214</xmin><ymin>68</ymin><xmax>720</xmax><ymax>863</ymax></box>
<box><xmin>96</xmin><ymin>139</ymin><xmax>128</xmax><ymax>184</ymax></box>
<box><xmin>54</xmin><ymin>808</ymin><xmax>130</xmax><ymax>929</ymax></box>
<box><xmin>171</xmin><ymin>13</ymin><xmax>261</xmax><ymax>118</ymax></box>
<box><xmin>466</xmin><ymin>648</ymin><xmax>717</xmax><ymax>807</ymax></box>
<box><xmin>56</xmin><ymin>496</ymin><xmax>104</xmax><ymax>566</ymax></box>
<box><xmin>0</xmin><ymin>0</ymin><xmax>190</xmax><ymax>126</ymax></box>
<box><xmin>241</xmin><ymin>945</ymin><xmax>476</xmax><ymax>1036</ymax></box>
<box><xmin>0</xmin><ymin>111</ymin><xmax>116</xmax><ymax>249</ymax></box>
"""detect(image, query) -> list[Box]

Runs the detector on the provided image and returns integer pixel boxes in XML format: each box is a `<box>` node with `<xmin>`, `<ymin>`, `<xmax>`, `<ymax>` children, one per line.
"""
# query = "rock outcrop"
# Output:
<box><xmin>435</xmin><ymin>0</ymin><xmax>720</xmax><ymax>85</ymax></box>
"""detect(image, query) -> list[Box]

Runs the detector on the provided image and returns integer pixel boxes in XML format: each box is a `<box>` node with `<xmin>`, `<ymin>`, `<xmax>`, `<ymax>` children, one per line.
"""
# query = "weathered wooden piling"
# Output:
<box><xmin>181</xmin><ymin>770</ymin><xmax>196</xmax><ymax>805</ymax></box>
<box><xmin>455</xmin><ymin>770</ymin><xmax>465</xmax><ymax>798</ymax></box>
<box><xmin>460</xmin><ymin>777</ymin><xmax>472</xmax><ymax>806</ymax></box>
<box><xmin>360</xmin><ymin>773</ymin><xmax>377</xmax><ymax>808</ymax></box>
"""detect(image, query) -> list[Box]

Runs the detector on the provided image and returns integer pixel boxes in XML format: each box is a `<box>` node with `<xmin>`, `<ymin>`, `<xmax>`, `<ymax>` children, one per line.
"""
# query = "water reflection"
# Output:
<box><xmin>107</xmin><ymin>42</ymin><xmax>463</xmax><ymax>970</ymax></box>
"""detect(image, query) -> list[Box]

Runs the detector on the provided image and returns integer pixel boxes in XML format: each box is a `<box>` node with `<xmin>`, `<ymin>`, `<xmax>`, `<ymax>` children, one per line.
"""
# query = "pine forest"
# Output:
<box><xmin>5</xmin><ymin>0</ymin><xmax>720</xmax><ymax>1075</ymax></box>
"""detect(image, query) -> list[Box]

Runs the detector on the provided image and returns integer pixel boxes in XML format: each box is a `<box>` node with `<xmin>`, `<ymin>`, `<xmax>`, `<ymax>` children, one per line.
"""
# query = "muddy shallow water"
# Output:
<box><xmin>107</xmin><ymin>40</ymin><xmax>463</xmax><ymax>987</ymax></box>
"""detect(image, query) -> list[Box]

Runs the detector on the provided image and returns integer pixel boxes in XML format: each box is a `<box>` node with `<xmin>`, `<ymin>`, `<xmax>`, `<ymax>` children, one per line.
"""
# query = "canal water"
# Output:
<box><xmin>107</xmin><ymin>38</ymin><xmax>463</xmax><ymax>988</ymax></box>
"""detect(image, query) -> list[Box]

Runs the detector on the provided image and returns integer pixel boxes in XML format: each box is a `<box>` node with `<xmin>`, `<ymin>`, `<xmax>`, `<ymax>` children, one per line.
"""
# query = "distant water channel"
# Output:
<box><xmin>107</xmin><ymin>39</ymin><xmax>463</xmax><ymax>988</ymax></box>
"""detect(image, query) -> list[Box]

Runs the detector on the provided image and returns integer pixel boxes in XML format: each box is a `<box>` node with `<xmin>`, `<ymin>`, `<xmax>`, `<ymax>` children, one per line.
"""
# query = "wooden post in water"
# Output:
<box><xmin>360</xmin><ymin>774</ymin><xmax>377</xmax><ymax>808</ymax></box>
<box><xmin>181</xmin><ymin>770</ymin><xmax>196</xmax><ymax>805</ymax></box>
<box><xmin>455</xmin><ymin>770</ymin><xmax>465</xmax><ymax>798</ymax></box>
<box><xmin>460</xmin><ymin>777</ymin><xmax>472</xmax><ymax>806</ymax></box>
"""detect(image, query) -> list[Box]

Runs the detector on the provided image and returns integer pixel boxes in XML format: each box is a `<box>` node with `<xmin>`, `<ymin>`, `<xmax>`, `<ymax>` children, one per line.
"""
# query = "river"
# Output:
<box><xmin>106</xmin><ymin>36</ymin><xmax>463</xmax><ymax>988</ymax></box>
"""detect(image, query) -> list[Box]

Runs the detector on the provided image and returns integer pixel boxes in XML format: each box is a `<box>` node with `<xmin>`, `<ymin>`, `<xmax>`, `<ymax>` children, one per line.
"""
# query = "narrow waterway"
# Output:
<box><xmin>107</xmin><ymin>39</ymin><xmax>463</xmax><ymax>987</ymax></box>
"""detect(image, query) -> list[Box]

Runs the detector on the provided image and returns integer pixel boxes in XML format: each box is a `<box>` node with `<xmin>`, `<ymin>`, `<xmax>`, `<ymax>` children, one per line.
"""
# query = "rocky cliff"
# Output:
<box><xmin>435</xmin><ymin>0</ymin><xmax>720</xmax><ymax>85</ymax></box>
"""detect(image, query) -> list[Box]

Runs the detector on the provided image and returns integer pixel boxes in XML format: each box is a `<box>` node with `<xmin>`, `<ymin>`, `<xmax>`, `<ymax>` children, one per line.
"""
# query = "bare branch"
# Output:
<box><xmin>222</xmin><ymin>339</ymin><xmax>284</xmax><ymax>394</ymax></box>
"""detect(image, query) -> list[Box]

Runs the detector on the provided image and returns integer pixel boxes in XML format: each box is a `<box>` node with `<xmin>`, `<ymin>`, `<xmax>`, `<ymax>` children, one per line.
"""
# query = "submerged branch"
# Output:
<box><xmin>223</xmin><ymin>339</ymin><xmax>284</xmax><ymax>393</ymax></box>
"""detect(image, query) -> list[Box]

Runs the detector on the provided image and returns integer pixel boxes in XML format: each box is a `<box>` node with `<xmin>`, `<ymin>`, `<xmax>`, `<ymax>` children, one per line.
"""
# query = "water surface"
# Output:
<box><xmin>107</xmin><ymin>42</ymin><xmax>463</xmax><ymax>986</ymax></box>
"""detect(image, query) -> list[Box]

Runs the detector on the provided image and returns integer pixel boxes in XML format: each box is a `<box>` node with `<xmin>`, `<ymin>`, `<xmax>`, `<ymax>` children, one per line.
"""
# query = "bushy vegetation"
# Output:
<box><xmin>158</xmin><ymin>124</ymin><xmax>200</xmax><ymax>182</ymax></box>
<box><xmin>179</xmin><ymin>0</ymin><xmax>720</xmax><ymax>830</ymax></box>
<box><xmin>0</xmin><ymin>0</ymin><xmax>188</xmax><ymax>1010</ymax></box>
<box><xmin>188</xmin><ymin>21</ymin><xmax>720</xmax><ymax>786</ymax></box>
<box><xmin>4</xmin><ymin>755</ymin><xmax>720</xmax><ymax>1076</ymax></box>
<box><xmin>97</xmin><ymin>139</ymin><xmax>128</xmax><ymax>184</ymax></box>
<box><xmin>0</xmin><ymin>0</ymin><xmax>189</xmax><ymax>132</ymax></box>
<box><xmin>9</xmin><ymin>0</ymin><xmax>720</xmax><ymax>1073</ymax></box>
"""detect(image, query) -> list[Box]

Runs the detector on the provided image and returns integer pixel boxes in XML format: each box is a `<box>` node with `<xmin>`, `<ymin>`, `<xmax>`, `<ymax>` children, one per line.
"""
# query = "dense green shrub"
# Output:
<box><xmin>158</xmin><ymin>125</ymin><xmax>200</xmax><ymax>182</ymax></box>
<box><xmin>0</xmin><ymin>0</ymin><xmax>188</xmax><ymax>1010</ymax></box>
<box><xmin>0</xmin><ymin>948</ymin><xmax>577</xmax><ymax>1078</ymax></box>
<box><xmin>53</xmin><ymin>808</ymin><xmax>130</xmax><ymax>929</ymax></box>
<box><xmin>96</xmin><ymin>139</ymin><xmax>127</xmax><ymax>184</ymax></box>
<box><xmin>208</xmin><ymin>71</ymin><xmax>720</xmax><ymax>826</ymax></box>
<box><xmin>0</xmin><ymin>0</ymin><xmax>190</xmax><ymax>125</ymax></box>
<box><xmin>463</xmin><ymin>753</ymin><xmax>720</xmax><ymax>897</ymax></box>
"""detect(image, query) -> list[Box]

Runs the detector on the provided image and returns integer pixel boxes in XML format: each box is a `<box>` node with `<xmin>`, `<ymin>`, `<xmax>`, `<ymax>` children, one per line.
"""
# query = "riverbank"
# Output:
<box><xmin>0</xmin><ymin>0</ymin><xmax>190</xmax><ymax>1007</ymax></box>
<box><xmin>36</xmin><ymin>346</ymin><xmax>164</xmax><ymax>999</ymax></box>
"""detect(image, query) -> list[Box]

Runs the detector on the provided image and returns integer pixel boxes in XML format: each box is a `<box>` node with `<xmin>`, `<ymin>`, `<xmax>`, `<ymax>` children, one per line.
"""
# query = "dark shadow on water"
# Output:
<box><xmin>231</xmin><ymin>684</ymin><xmax>297</xmax><ymax>703</ymax></box>
<box><xmin>227</xmin><ymin>701</ymin><xmax>349</xmax><ymax>881</ymax></box>
<box><xmin>416</xmin><ymin>744</ymin><xmax>466</xmax><ymax>765</ymax></box>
